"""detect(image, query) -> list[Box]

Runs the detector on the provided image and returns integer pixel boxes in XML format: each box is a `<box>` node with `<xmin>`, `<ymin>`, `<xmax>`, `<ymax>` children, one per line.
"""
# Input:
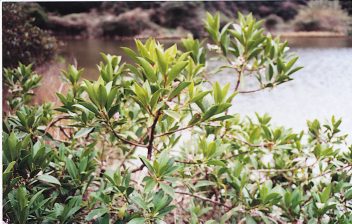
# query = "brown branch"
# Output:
<box><xmin>59</xmin><ymin>126</ymin><xmax>70</xmax><ymax>139</ymax></box>
<box><xmin>155</xmin><ymin>125</ymin><xmax>194</xmax><ymax>138</ymax></box>
<box><xmin>238</xmin><ymin>87</ymin><xmax>266</xmax><ymax>94</ymax></box>
<box><xmin>234</xmin><ymin>63</ymin><xmax>246</xmax><ymax>91</ymax></box>
<box><xmin>254</xmin><ymin>159</ymin><xmax>319</xmax><ymax>173</ymax></box>
<box><xmin>175</xmin><ymin>191</ymin><xmax>232</xmax><ymax>209</ymax></box>
<box><xmin>177</xmin><ymin>182</ymin><xmax>284</xmax><ymax>224</ymax></box>
<box><xmin>147</xmin><ymin>110</ymin><xmax>162</xmax><ymax>160</ymax></box>
<box><xmin>50</xmin><ymin>137</ymin><xmax>71</xmax><ymax>144</ymax></box>
<box><xmin>131</xmin><ymin>164</ymin><xmax>145</xmax><ymax>173</ymax></box>
<box><xmin>232</xmin><ymin>65</ymin><xmax>266</xmax><ymax>73</ymax></box>
<box><xmin>175</xmin><ymin>159</ymin><xmax>199</xmax><ymax>165</ymax></box>
<box><xmin>302</xmin><ymin>163</ymin><xmax>352</xmax><ymax>182</ymax></box>
<box><xmin>120</xmin><ymin>131</ymin><xmax>149</xmax><ymax>168</ymax></box>
<box><xmin>108</xmin><ymin>124</ymin><xmax>148</xmax><ymax>148</ymax></box>
<box><xmin>226</xmin><ymin>133</ymin><xmax>265</xmax><ymax>147</ymax></box>
<box><xmin>44</xmin><ymin>115</ymin><xmax>71</xmax><ymax>136</ymax></box>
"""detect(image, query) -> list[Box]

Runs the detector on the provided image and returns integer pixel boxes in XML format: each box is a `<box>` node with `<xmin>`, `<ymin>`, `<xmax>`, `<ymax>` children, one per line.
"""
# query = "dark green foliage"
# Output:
<box><xmin>2</xmin><ymin>3</ymin><xmax>57</xmax><ymax>68</ymax></box>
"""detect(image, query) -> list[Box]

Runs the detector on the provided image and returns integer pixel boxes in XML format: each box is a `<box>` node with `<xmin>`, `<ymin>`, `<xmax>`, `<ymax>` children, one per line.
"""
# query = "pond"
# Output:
<box><xmin>45</xmin><ymin>37</ymin><xmax>352</xmax><ymax>134</ymax></box>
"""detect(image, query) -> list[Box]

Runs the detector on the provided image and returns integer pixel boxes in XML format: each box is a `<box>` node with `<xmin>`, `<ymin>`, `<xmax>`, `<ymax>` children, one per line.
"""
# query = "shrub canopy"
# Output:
<box><xmin>2</xmin><ymin>12</ymin><xmax>352</xmax><ymax>224</ymax></box>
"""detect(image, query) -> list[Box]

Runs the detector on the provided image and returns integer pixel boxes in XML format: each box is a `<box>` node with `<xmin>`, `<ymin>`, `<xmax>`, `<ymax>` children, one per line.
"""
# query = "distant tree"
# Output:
<box><xmin>2</xmin><ymin>3</ymin><xmax>57</xmax><ymax>68</ymax></box>
<box><xmin>293</xmin><ymin>0</ymin><xmax>351</xmax><ymax>34</ymax></box>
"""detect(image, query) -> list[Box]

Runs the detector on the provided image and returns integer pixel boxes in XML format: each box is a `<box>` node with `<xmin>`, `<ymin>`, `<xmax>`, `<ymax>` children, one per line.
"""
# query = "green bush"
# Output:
<box><xmin>3</xmin><ymin>63</ymin><xmax>42</xmax><ymax>112</ymax></box>
<box><xmin>2</xmin><ymin>3</ymin><xmax>57</xmax><ymax>68</ymax></box>
<box><xmin>3</xmin><ymin>12</ymin><xmax>352</xmax><ymax>223</ymax></box>
<box><xmin>293</xmin><ymin>0</ymin><xmax>351</xmax><ymax>34</ymax></box>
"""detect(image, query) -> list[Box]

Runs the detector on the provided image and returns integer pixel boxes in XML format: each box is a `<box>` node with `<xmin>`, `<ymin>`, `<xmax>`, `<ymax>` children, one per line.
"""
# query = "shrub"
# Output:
<box><xmin>3</xmin><ymin>63</ymin><xmax>42</xmax><ymax>112</ymax></box>
<box><xmin>264</xmin><ymin>14</ymin><xmax>284</xmax><ymax>32</ymax></box>
<box><xmin>2</xmin><ymin>3</ymin><xmax>57</xmax><ymax>68</ymax></box>
<box><xmin>3</xmin><ymin>12</ymin><xmax>352</xmax><ymax>223</ymax></box>
<box><xmin>293</xmin><ymin>0</ymin><xmax>351</xmax><ymax>33</ymax></box>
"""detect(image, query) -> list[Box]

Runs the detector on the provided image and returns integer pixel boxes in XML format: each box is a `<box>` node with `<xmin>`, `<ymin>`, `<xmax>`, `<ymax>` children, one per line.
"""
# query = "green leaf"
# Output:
<box><xmin>266</xmin><ymin>63</ymin><xmax>274</xmax><ymax>81</ymax></box>
<box><xmin>106</xmin><ymin>87</ymin><xmax>118</xmax><ymax>110</ymax></box>
<box><xmin>345</xmin><ymin>188</ymin><xmax>352</xmax><ymax>200</ymax></box>
<box><xmin>188</xmin><ymin>113</ymin><xmax>201</xmax><ymax>125</ymax></box>
<box><xmin>28</xmin><ymin>189</ymin><xmax>45</xmax><ymax>209</ymax></box>
<box><xmin>194</xmin><ymin>180</ymin><xmax>215</xmax><ymax>188</ymax></box>
<box><xmin>74</xmin><ymin>127</ymin><xmax>94</xmax><ymax>139</ymax></box>
<box><xmin>121</xmin><ymin>47</ymin><xmax>138</xmax><ymax>62</ymax></box>
<box><xmin>98</xmin><ymin>85</ymin><xmax>108</xmax><ymax>108</ymax></box>
<box><xmin>130</xmin><ymin>195</ymin><xmax>148</xmax><ymax>210</ymax></box>
<box><xmin>84</xmin><ymin>81</ymin><xmax>99</xmax><ymax>106</ymax></box>
<box><xmin>213</xmin><ymin>82</ymin><xmax>223</xmax><ymax>104</ymax></box>
<box><xmin>135</xmin><ymin>39</ymin><xmax>150</xmax><ymax>59</ymax></box>
<box><xmin>167</xmin><ymin>61</ymin><xmax>188</xmax><ymax>85</ymax></box>
<box><xmin>202</xmin><ymin>103</ymin><xmax>231</xmax><ymax>121</ymax></box>
<box><xmin>245</xmin><ymin>216</ymin><xmax>257</xmax><ymax>224</ymax></box>
<box><xmin>285</xmin><ymin>56</ymin><xmax>298</xmax><ymax>72</ymax></box>
<box><xmin>149</xmin><ymin>89</ymin><xmax>164</xmax><ymax>111</ymax></box>
<box><xmin>3</xmin><ymin>161</ymin><xmax>16</xmax><ymax>179</ymax></box>
<box><xmin>210</xmin><ymin>115</ymin><xmax>233</xmax><ymax>121</ymax></box>
<box><xmin>37</xmin><ymin>174</ymin><xmax>61</xmax><ymax>186</ymax></box>
<box><xmin>75</xmin><ymin>102</ymin><xmax>99</xmax><ymax>115</ymax></box>
<box><xmin>140</xmin><ymin>157</ymin><xmax>155</xmax><ymax>174</ymax></box>
<box><xmin>190</xmin><ymin>91</ymin><xmax>211</xmax><ymax>103</ymax></box>
<box><xmin>133</xmin><ymin>83</ymin><xmax>148</xmax><ymax>107</ymax></box>
<box><xmin>127</xmin><ymin>217</ymin><xmax>145</xmax><ymax>224</ymax></box>
<box><xmin>137</xmin><ymin>57</ymin><xmax>157</xmax><ymax>83</ymax></box>
<box><xmin>320</xmin><ymin>185</ymin><xmax>331</xmax><ymax>203</ymax></box>
<box><xmin>66</xmin><ymin>158</ymin><xmax>79</xmax><ymax>181</ymax></box>
<box><xmin>160</xmin><ymin>183</ymin><xmax>175</xmax><ymax>198</ymax></box>
<box><xmin>7</xmin><ymin>132</ymin><xmax>19</xmax><ymax>162</ymax></box>
<box><xmin>144</xmin><ymin>177</ymin><xmax>157</xmax><ymax>192</ymax></box>
<box><xmin>156</xmin><ymin>48</ymin><xmax>167</xmax><ymax>74</ymax></box>
<box><xmin>207</xmin><ymin>159</ymin><xmax>226</xmax><ymax>167</ymax></box>
<box><xmin>17</xmin><ymin>186</ymin><xmax>28</xmax><ymax>210</ymax></box>
<box><xmin>287</xmin><ymin>66</ymin><xmax>303</xmax><ymax>76</ymax></box>
<box><xmin>86</xmin><ymin>207</ymin><xmax>109</xmax><ymax>221</ymax></box>
<box><xmin>168</xmin><ymin>82</ymin><xmax>191</xmax><ymax>100</ymax></box>
<box><xmin>164</xmin><ymin>110</ymin><xmax>181</xmax><ymax>122</ymax></box>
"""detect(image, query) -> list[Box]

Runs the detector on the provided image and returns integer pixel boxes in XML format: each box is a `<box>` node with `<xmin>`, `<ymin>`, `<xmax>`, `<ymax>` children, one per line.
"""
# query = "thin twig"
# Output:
<box><xmin>155</xmin><ymin>125</ymin><xmax>194</xmax><ymax>138</ymax></box>
<box><xmin>238</xmin><ymin>87</ymin><xmax>266</xmax><ymax>94</ymax></box>
<box><xmin>59</xmin><ymin>126</ymin><xmax>70</xmax><ymax>139</ymax></box>
<box><xmin>131</xmin><ymin>164</ymin><xmax>145</xmax><ymax>173</ymax></box>
<box><xmin>175</xmin><ymin>191</ymin><xmax>232</xmax><ymax>209</ymax></box>
<box><xmin>44</xmin><ymin>115</ymin><xmax>71</xmax><ymax>136</ymax></box>
<box><xmin>235</xmin><ymin>63</ymin><xmax>246</xmax><ymax>91</ymax></box>
<box><xmin>120</xmin><ymin>131</ymin><xmax>149</xmax><ymax>168</ymax></box>
<box><xmin>147</xmin><ymin>110</ymin><xmax>162</xmax><ymax>160</ymax></box>
<box><xmin>302</xmin><ymin>163</ymin><xmax>352</xmax><ymax>182</ymax></box>
<box><xmin>106</xmin><ymin>121</ymin><xmax>148</xmax><ymax>148</ymax></box>
<box><xmin>175</xmin><ymin>160</ymin><xmax>199</xmax><ymax>165</ymax></box>
<box><xmin>226</xmin><ymin>133</ymin><xmax>265</xmax><ymax>147</ymax></box>
<box><xmin>254</xmin><ymin>159</ymin><xmax>319</xmax><ymax>173</ymax></box>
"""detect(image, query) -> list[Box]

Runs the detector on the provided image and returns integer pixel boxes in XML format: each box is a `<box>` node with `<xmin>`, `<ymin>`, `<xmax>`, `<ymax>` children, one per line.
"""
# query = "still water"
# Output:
<box><xmin>57</xmin><ymin>37</ymin><xmax>352</xmax><ymax>133</ymax></box>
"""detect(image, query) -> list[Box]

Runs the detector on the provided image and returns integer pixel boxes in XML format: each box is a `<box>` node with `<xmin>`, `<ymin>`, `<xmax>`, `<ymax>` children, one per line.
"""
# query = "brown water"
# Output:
<box><xmin>60</xmin><ymin>39</ymin><xmax>179</xmax><ymax>79</ymax></box>
<box><xmin>41</xmin><ymin>37</ymin><xmax>352</xmax><ymax>133</ymax></box>
<box><xmin>60</xmin><ymin>37</ymin><xmax>352</xmax><ymax>79</ymax></box>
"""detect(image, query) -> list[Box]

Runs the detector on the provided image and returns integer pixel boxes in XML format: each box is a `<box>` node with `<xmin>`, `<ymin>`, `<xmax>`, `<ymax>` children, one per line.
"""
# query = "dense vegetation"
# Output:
<box><xmin>3</xmin><ymin>13</ymin><xmax>352</xmax><ymax>224</ymax></box>
<box><xmin>293</xmin><ymin>0</ymin><xmax>351</xmax><ymax>34</ymax></box>
<box><xmin>2</xmin><ymin>3</ymin><xmax>57</xmax><ymax>68</ymax></box>
<box><xmin>19</xmin><ymin>1</ymin><xmax>352</xmax><ymax>39</ymax></box>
